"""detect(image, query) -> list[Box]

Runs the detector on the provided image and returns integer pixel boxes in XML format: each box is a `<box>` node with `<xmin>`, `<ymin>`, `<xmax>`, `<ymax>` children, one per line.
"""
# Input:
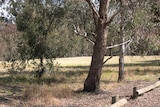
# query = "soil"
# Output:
<box><xmin>0</xmin><ymin>81</ymin><xmax>160</xmax><ymax>107</ymax></box>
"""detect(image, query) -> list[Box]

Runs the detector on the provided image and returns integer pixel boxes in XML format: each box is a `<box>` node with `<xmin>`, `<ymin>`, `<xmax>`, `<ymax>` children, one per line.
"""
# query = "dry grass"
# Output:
<box><xmin>56</xmin><ymin>56</ymin><xmax>160</xmax><ymax>66</ymax></box>
<box><xmin>23</xmin><ymin>84</ymin><xmax>74</xmax><ymax>106</ymax></box>
<box><xmin>0</xmin><ymin>56</ymin><xmax>159</xmax><ymax>106</ymax></box>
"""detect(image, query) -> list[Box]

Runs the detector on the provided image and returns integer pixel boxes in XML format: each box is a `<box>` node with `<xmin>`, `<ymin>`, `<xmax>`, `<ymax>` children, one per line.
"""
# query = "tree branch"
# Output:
<box><xmin>103</xmin><ymin>43</ymin><xmax>113</xmax><ymax>64</ymax></box>
<box><xmin>106</xmin><ymin>39</ymin><xmax>132</xmax><ymax>49</ymax></box>
<box><xmin>73</xmin><ymin>24</ymin><xmax>95</xmax><ymax>45</ymax></box>
<box><xmin>85</xmin><ymin>0</ymin><xmax>100</xmax><ymax>18</ymax></box>
<box><xmin>105</xmin><ymin>9</ymin><xmax>121</xmax><ymax>26</ymax></box>
<box><xmin>103</xmin><ymin>56</ymin><xmax>112</xmax><ymax>64</ymax></box>
<box><xmin>125</xmin><ymin>38</ymin><xmax>132</xmax><ymax>50</ymax></box>
<box><xmin>74</xmin><ymin>23</ymin><xmax>132</xmax><ymax>50</ymax></box>
<box><xmin>45</xmin><ymin>16</ymin><xmax>55</xmax><ymax>36</ymax></box>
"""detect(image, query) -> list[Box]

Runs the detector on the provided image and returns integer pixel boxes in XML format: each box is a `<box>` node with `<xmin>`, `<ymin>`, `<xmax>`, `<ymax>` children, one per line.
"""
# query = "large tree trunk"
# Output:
<box><xmin>83</xmin><ymin>0</ymin><xmax>119</xmax><ymax>92</ymax></box>
<box><xmin>118</xmin><ymin>0</ymin><xmax>125</xmax><ymax>82</ymax></box>
<box><xmin>83</xmin><ymin>20</ymin><xmax>108</xmax><ymax>92</ymax></box>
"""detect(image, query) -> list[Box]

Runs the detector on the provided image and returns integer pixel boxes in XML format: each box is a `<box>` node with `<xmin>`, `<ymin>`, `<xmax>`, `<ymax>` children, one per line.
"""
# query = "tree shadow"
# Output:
<box><xmin>0</xmin><ymin>70</ymin><xmax>88</xmax><ymax>85</ymax></box>
<box><xmin>139</xmin><ymin>60</ymin><xmax>160</xmax><ymax>66</ymax></box>
<box><xmin>0</xmin><ymin>59</ymin><xmax>159</xmax><ymax>85</ymax></box>
<box><xmin>103</xmin><ymin>60</ymin><xmax>160</xmax><ymax>67</ymax></box>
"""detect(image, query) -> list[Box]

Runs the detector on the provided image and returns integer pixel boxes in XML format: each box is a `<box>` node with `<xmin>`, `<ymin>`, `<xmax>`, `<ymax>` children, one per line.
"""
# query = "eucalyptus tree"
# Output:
<box><xmin>82</xmin><ymin>0</ymin><xmax>122</xmax><ymax>92</ymax></box>
<box><xmin>129</xmin><ymin>0</ymin><xmax>160</xmax><ymax>55</ymax></box>
<box><xmin>72</xmin><ymin>0</ymin><xmax>125</xmax><ymax>92</ymax></box>
<box><xmin>118</xmin><ymin>0</ymin><xmax>125</xmax><ymax>82</ymax></box>
<box><xmin>117</xmin><ymin>0</ymin><xmax>160</xmax><ymax>81</ymax></box>
<box><xmin>10</xmin><ymin>0</ymin><xmax>66</xmax><ymax>77</ymax></box>
<box><xmin>82</xmin><ymin>0</ymin><xmax>160</xmax><ymax>92</ymax></box>
<box><xmin>65</xmin><ymin>0</ymin><xmax>94</xmax><ymax>56</ymax></box>
<box><xmin>117</xmin><ymin>0</ymin><xmax>135</xmax><ymax>82</ymax></box>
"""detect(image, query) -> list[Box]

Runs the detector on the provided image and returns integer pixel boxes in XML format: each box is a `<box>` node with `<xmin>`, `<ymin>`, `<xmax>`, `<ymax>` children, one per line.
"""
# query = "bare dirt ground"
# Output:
<box><xmin>61</xmin><ymin>81</ymin><xmax>160</xmax><ymax>107</ymax></box>
<box><xmin>0</xmin><ymin>81</ymin><xmax>159</xmax><ymax>107</ymax></box>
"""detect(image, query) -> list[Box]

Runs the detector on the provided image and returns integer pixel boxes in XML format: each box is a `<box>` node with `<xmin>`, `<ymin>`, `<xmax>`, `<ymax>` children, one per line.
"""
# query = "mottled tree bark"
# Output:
<box><xmin>118</xmin><ymin>0</ymin><xmax>125</xmax><ymax>82</ymax></box>
<box><xmin>83</xmin><ymin>23</ymin><xmax>108</xmax><ymax>92</ymax></box>
<box><xmin>84</xmin><ymin>0</ymin><xmax>110</xmax><ymax>92</ymax></box>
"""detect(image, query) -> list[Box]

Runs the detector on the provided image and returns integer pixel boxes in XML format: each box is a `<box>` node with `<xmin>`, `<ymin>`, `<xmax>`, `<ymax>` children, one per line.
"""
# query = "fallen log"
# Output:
<box><xmin>110</xmin><ymin>98</ymin><xmax>127</xmax><ymax>107</ymax></box>
<box><xmin>133</xmin><ymin>81</ymin><xmax>160</xmax><ymax>98</ymax></box>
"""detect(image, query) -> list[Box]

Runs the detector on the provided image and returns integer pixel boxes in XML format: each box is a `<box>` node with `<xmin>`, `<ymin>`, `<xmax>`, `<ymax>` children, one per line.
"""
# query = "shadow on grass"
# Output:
<box><xmin>104</xmin><ymin>60</ymin><xmax>160</xmax><ymax>67</ymax></box>
<box><xmin>140</xmin><ymin>60</ymin><xmax>160</xmax><ymax>66</ymax></box>
<box><xmin>0</xmin><ymin>76</ymin><xmax>63</xmax><ymax>85</ymax></box>
<box><xmin>0</xmin><ymin>70</ymin><xmax>88</xmax><ymax>85</ymax></box>
<box><xmin>132</xmin><ymin>69</ymin><xmax>160</xmax><ymax>75</ymax></box>
<box><xmin>0</xmin><ymin>96</ymin><xmax>7</xmax><ymax>102</ymax></box>
<box><xmin>62</xmin><ymin>60</ymin><xmax>160</xmax><ymax>68</ymax></box>
<box><xmin>0</xmin><ymin>59</ymin><xmax>159</xmax><ymax>85</ymax></box>
<box><xmin>59</xmin><ymin>70</ymin><xmax>88</xmax><ymax>77</ymax></box>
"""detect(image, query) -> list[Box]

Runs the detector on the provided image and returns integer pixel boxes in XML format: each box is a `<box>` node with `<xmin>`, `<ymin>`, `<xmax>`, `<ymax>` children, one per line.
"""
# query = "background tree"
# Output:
<box><xmin>129</xmin><ymin>0</ymin><xmax>160</xmax><ymax>55</ymax></box>
<box><xmin>65</xmin><ymin>0</ymin><xmax>94</xmax><ymax>56</ymax></box>
<box><xmin>117</xmin><ymin>0</ymin><xmax>135</xmax><ymax>82</ymax></box>
<box><xmin>109</xmin><ymin>0</ymin><xmax>160</xmax><ymax>82</ymax></box>
<box><xmin>0</xmin><ymin>21</ymin><xmax>20</xmax><ymax>61</ymax></box>
<box><xmin>118</xmin><ymin>0</ymin><xmax>125</xmax><ymax>82</ymax></box>
<box><xmin>10</xmin><ymin>0</ymin><xmax>66</xmax><ymax>77</ymax></box>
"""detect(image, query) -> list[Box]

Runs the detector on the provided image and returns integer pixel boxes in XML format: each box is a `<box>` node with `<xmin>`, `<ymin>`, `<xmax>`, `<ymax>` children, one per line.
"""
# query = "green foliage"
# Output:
<box><xmin>2</xmin><ymin>0</ymin><xmax>159</xmax><ymax>61</ymax></box>
<box><xmin>129</xmin><ymin>0</ymin><xmax>160</xmax><ymax>55</ymax></box>
<box><xmin>150</xmin><ymin>0</ymin><xmax>160</xmax><ymax>23</ymax></box>
<box><xmin>11</xmin><ymin>0</ymin><xmax>67</xmax><ymax>60</ymax></box>
<box><xmin>5</xmin><ymin>0</ymin><xmax>65</xmax><ymax>78</ymax></box>
<box><xmin>10</xmin><ymin>0</ymin><xmax>94</xmax><ymax>59</ymax></box>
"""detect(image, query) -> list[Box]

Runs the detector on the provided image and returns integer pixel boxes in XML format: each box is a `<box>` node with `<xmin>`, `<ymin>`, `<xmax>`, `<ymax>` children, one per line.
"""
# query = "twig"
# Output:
<box><xmin>85</xmin><ymin>0</ymin><xmax>100</xmax><ymax>18</ymax></box>
<box><xmin>73</xmin><ymin>24</ymin><xmax>95</xmax><ymax>45</ymax></box>
<box><xmin>4</xmin><ymin>97</ymin><xmax>20</xmax><ymax>104</ymax></box>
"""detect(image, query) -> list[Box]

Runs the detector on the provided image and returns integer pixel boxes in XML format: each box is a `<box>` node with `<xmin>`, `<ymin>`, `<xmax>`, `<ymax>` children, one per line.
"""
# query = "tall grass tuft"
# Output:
<box><xmin>23</xmin><ymin>84</ymin><xmax>74</xmax><ymax>106</ymax></box>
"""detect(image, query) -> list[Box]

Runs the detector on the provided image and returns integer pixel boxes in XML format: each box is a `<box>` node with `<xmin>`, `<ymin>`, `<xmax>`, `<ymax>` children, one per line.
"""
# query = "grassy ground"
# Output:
<box><xmin>56</xmin><ymin>56</ymin><xmax>160</xmax><ymax>81</ymax></box>
<box><xmin>56</xmin><ymin>56</ymin><xmax>160</xmax><ymax>66</ymax></box>
<box><xmin>0</xmin><ymin>56</ymin><xmax>160</xmax><ymax>84</ymax></box>
<box><xmin>0</xmin><ymin>56</ymin><xmax>159</xmax><ymax>106</ymax></box>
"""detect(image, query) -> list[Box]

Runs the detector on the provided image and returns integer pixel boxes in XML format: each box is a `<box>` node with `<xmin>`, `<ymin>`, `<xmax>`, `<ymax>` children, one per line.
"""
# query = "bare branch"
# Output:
<box><xmin>125</xmin><ymin>39</ymin><xmax>132</xmax><ymax>50</ymax></box>
<box><xmin>106</xmin><ymin>39</ymin><xmax>132</xmax><ymax>49</ymax></box>
<box><xmin>84</xmin><ymin>36</ymin><xmax>95</xmax><ymax>45</ymax></box>
<box><xmin>45</xmin><ymin>15</ymin><xmax>55</xmax><ymax>36</ymax></box>
<box><xmin>103</xmin><ymin>43</ymin><xmax>113</xmax><ymax>64</ymax></box>
<box><xmin>91</xmin><ymin>32</ymin><xmax>96</xmax><ymax>37</ymax></box>
<box><xmin>74</xmin><ymin>23</ymin><xmax>132</xmax><ymax>50</ymax></box>
<box><xmin>105</xmin><ymin>9</ymin><xmax>121</xmax><ymax>26</ymax></box>
<box><xmin>73</xmin><ymin>24</ymin><xmax>95</xmax><ymax>45</ymax></box>
<box><xmin>103</xmin><ymin>56</ymin><xmax>112</xmax><ymax>64</ymax></box>
<box><xmin>85</xmin><ymin>0</ymin><xmax>100</xmax><ymax>18</ymax></box>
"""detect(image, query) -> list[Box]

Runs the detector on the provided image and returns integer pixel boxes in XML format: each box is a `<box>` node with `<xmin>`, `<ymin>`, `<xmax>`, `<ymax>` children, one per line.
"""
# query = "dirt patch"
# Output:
<box><xmin>60</xmin><ymin>81</ymin><xmax>160</xmax><ymax>107</ymax></box>
<box><xmin>0</xmin><ymin>81</ymin><xmax>160</xmax><ymax>107</ymax></box>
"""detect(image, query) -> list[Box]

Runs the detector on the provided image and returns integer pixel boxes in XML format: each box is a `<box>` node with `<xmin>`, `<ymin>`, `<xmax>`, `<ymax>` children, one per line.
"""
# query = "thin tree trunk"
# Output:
<box><xmin>118</xmin><ymin>0</ymin><xmax>125</xmax><ymax>82</ymax></box>
<box><xmin>38</xmin><ymin>55</ymin><xmax>44</xmax><ymax>78</ymax></box>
